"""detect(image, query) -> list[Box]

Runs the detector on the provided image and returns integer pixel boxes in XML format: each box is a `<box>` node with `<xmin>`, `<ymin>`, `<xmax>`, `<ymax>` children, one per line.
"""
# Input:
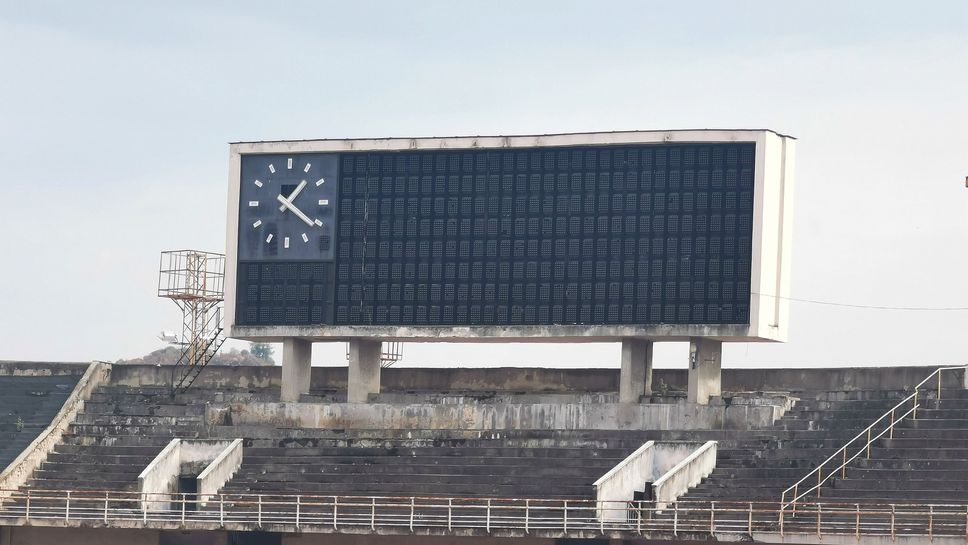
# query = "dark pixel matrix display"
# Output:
<box><xmin>236</xmin><ymin>142</ymin><xmax>755</xmax><ymax>327</ymax></box>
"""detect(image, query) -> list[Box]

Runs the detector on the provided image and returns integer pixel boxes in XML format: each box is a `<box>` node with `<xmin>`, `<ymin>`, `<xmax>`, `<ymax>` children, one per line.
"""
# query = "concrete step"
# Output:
<box><xmin>817</xmin><ymin>488</ymin><xmax>968</xmax><ymax>502</ymax></box>
<box><xmin>222</xmin><ymin>480</ymin><xmax>594</xmax><ymax>499</ymax></box>
<box><xmin>24</xmin><ymin>479</ymin><xmax>138</xmax><ymax>491</ymax></box>
<box><xmin>844</xmin><ymin>467</ymin><xmax>968</xmax><ymax>480</ymax></box>
<box><xmin>833</xmin><ymin>478</ymin><xmax>968</xmax><ymax>491</ymax></box>
<box><xmin>240</xmin><ymin>463</ymin><xmax>611</xmax><ymax>478</ymax></box>
<box><xmin>33</xmin><ymin>469</ymin><xmax>145</xmax><ymax>481</ymax></box>
<box><xmin>81</xmin><ymin>401</ymin><xmax>207</xmax><ymax>417</ymax></box>
<box><xmin>855</xmin><ymin>457</ymin><xmax>968</xmax><ymax>471</ymax></box>
<box><xmin>238</xmin><ymin>454</ymin><xmax>623</xmax><ymax>468</ymax></box>
<box><xmin>863</xmin><ymin>447</ymin><xmax>968</xmax><ymax>459</ymax></box>
<box><xmin>73</xmin><ymin>414</ymin><xmax>206</xmax><ymax>426</ymax></box>
<box><xmin>232</xmin><ymin>471</ymin><xmax>601</xmax><ymax>487</ymax></box>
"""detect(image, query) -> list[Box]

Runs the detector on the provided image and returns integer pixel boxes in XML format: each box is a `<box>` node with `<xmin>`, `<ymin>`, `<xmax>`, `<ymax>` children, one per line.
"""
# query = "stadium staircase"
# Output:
<box><xmin>820</xmin><ymin>387</ymin><xmax>968</xmax><ymax>504</ymax></box>
<box><xmin>680</xmin><ymin>388</ymin><xmax>908</xmax><ymax>501</ymax></box>
<box><xmin>0</xmin><ymin>374</ymin><xmax>81</xmax><ymax>471</ymax></box>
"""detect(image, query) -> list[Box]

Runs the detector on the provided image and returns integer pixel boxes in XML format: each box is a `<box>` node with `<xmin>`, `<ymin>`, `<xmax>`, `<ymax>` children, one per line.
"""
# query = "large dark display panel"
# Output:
<box><xmin>237</xmin><ymin>142</ymin><xmax>755</xmax><ymax>327</ymax></box>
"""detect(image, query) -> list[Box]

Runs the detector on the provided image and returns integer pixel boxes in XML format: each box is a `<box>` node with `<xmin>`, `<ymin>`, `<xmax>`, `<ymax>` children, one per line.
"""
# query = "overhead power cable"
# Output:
<box><xmin>751</xmin><ymin>292</ymin><xmax>968</xmax><ymax>312</ymax></box>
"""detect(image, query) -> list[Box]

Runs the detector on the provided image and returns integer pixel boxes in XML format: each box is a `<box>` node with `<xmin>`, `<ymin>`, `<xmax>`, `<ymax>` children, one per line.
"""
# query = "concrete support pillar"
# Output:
<box><xmin>688</xmin><ymin>338</ymin><xmax>722</xmax><ymax>405</ymax></box>
<box><xmin>347</xmin><ymin>339</ymin><xmax>382</xmax><ymax>403</ymax></box>
<box><xmin>281</xmin><ymin>338</ymin><xmax>312</xmax><ymax>402</ymax></box>
<box><xmin>619</xmin><ymin>339</ymin><xmax>654</xmax><ymax>403</ymax></box>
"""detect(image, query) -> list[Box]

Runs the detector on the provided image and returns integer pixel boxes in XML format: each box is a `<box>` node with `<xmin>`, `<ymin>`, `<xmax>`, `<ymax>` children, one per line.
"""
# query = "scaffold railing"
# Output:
<box><xmin>781</xmin><ymin>365</ymin><xmax>968</xmax><ymax>514</ymax></box>
<box><xmin>2</xmin><ymin>489</ymin><xmax>968</xmax><ymax>539</ymax></box>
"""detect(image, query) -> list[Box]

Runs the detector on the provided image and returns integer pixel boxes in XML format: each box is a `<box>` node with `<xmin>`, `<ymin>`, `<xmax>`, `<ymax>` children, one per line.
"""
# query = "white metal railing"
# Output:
<box><xmin>781</xmin><ymin>365</ymin><xmax>968</xmax><ymax>515</ymax></box>
<box><xmin>3</xmin><ymin>488</ymin><xmax>968</xmax><ymax>538</ymax></box>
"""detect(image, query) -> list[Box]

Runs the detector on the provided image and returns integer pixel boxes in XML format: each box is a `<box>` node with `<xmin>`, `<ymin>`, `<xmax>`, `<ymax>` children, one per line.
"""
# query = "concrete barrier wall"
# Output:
<box><xmin>0</xmin><ymin>361</ymin><xmax>90</xmax><ymax>377</ymax></box>
<box><xmin>109</xmin><ymin>364</ymin><xmax>965</xmax><ymax>394</ymax></box>
<box><xmin>594</xmin><ymin>441</ymin><xmax>655</xmax><ymax>520</ymax></box>
<box><xmin>0</xmin><ymin>361</ymin><xmax>111</xmax><ymax>500</ymax></box>
<box><xmin>653</xmin><ymin>440</ymin><xmax>718</xmax><ymax>509</ymax></box>
<box><xmin>138</xmin><ymin>439</ymin><xmax>237</xmax><ymax>511</ymax></box>
<box><xmin>220</xmin><ymin>400</ymin><xmax>778</xmax><ymax>430</ymax></box>
<box><xmin>198</xmin><ymin>439</ymin><xmax>243</xmax><ymax>504</ymax></box>
<box><xmin>138</xmin><ymin>439</ymin><xmax>182</xmax><ymax>512</ymax></box>
<box><xmin>594</xmin><ymin>441</ymin><xmax>712</xmax><ymax>521</ymax></box>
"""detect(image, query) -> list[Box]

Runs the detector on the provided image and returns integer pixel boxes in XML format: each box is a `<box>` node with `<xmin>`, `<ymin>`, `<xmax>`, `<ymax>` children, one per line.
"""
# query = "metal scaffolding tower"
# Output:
<box><xmin>158</xmin><ymin>250</ymin><xmax>226</xmax><ymax>393</ymax></box>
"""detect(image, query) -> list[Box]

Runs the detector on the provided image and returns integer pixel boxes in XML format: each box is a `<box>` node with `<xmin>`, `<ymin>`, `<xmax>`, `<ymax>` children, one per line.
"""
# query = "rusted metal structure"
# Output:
<box><xmin>158</xmin><ymin>249</ymin><xmax>226</xmax><ymax>392</ymax></box>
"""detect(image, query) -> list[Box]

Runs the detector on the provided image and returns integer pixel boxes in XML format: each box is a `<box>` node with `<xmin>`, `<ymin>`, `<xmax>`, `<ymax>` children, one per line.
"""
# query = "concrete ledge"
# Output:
<box><xmin>0</xmin><ymin>361</ymin><xmax>111</xmax><ymax>500</ymax></box>
<box><xmin>594</xmin><ymin>441</ymin><xmax>714</xmax><ymax>520</ymax></box>
<box><xmin>219</xmin><ymin>400</ymin><xmax>780</xmax><ymax>430</ymax></box>
<box><xmin>0</xmin><ymin>360</ymin><xmax>91</xmax><ymax>376</ymax></box>
<box><xmin>653</xmin><ymin>440</ymin><xmax>717</xmax><ymax>509</ymax></box>
<box><xmin>107</xmin><ymin>364</ymin><xmax>965</xmax><ymax>395</ymax></box>
<box><xmin>198</xmin><ymin>438</ymin><xmax>243</xmax><ymax>504</ymax></box>
<box><xmin>138</xmin><ymin>439</ymin><xmax>240</xmax><ymax>511</ymax></box>
<box><xmin>138</xmin><ymin>439</ymin><xmax>182</xmax><ymax>512</ymax></box>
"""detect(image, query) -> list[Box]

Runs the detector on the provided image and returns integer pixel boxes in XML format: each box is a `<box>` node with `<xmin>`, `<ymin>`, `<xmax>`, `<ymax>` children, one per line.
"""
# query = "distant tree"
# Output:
<box><xmin>250</xmin><ymin>342</ymin><xmax>274</xmax><ymax>362</ymax></box>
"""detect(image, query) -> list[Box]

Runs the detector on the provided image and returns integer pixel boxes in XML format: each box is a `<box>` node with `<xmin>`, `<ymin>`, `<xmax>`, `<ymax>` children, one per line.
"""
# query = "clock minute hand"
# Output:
<box><xmin>276</xmin><ymin>194</ymin><xmax>315</xmax><ymax>226</ymax></box>
<box><xmin>278</xmin><ymin>179</ymin><xmax>308</xmax><ymax>212</ymax></box>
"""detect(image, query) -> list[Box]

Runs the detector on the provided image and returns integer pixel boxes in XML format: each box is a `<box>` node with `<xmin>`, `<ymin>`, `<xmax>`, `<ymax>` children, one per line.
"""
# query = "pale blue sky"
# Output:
<box><xmin>1</xmin><ymin>1</ymin><xmax>966</xmax><ymax>368</ymax></box>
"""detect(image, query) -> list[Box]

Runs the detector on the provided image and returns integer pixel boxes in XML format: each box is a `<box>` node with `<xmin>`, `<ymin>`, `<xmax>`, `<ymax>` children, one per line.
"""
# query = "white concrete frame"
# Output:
<box><xmin>224</xmin><ymin>129</ymin><xmax>795</xmax><ymax>343</ymax></box>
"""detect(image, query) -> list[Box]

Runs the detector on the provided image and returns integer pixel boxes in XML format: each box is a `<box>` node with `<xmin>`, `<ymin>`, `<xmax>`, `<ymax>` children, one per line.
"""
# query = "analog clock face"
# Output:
<box><xmin>238</xmin><ymin>153</ymin><xmax>338</xmax><ymax>261</ymax></box>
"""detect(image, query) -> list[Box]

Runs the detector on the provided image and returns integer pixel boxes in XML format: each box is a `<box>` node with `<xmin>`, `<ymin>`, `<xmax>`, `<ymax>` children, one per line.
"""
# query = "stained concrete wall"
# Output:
<box><xmin>220</xmin><ymin>399</ymin><xmax>779</xmax><ymax>430</ymax></box>
<box><xmin>0</xmin><ymin>361</ymin><xmax>90</xmax><ymax>376</ymax></box>
<box><xmin>652</xmin><ymin>441</ymin><xmax>717</xmax><ymax>509</ymax></box>
<box><xmin>0</xmin><ymin>361</ymin><xmax>111</xmax><ymax>500</ymax></box>
<box><xmin>594</xmin><ymin>441</ymin><xmax>712</xmax><ymax>520</ymax></box>
<box><xmin>2</xmin><ymin>526</ymin><xmax>161</xmax><ymax>545</ymax></box>
<box><xmin>139</xmin><ymin>440</ymin><xmax>183</xmax><ymax>512</ymax></box>
<box><xmin>139</xmin><ymin>439</ymin><xmax>238</xmax><ymax>512</ymax></box>
<box><xmin>109</xmin><ymin>364</ymin><xmax>965</xmax><ymax>395</ymax></box>
<box><xmin>197</xmin><ymin>439</ymin><xmax>243</xmax><ymax>504</ymax></box>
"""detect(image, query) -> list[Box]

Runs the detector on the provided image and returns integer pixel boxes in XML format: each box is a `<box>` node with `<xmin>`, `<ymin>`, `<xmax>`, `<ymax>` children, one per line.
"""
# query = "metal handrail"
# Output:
<box><xmin>780</xmin><ymin>365</ymin><xmax>968</xmax><ymax>514</ymax></box>
<box><xmin>3</xmin><ymin>488</ymin><xmax>968</xmax><ymax>538</ymax></box>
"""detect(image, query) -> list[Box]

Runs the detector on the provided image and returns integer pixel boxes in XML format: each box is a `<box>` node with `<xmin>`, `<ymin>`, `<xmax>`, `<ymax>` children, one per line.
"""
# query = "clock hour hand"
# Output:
<box><xmin>276</xmin><ymin>194</ymin><xmax>315</xmax><ymax>226</ymax></box>
<box><xmin>278</xmin><ymin>179</ymin><xmax>308</xmax><ymax>212</ymax></box>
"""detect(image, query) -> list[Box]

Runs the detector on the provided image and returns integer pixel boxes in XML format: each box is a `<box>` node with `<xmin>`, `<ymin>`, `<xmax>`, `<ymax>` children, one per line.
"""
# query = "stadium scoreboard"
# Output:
<box><xmin>225</xmin><ymin>130</ymin><xmax>794</xmax><ymax>343</ymax></box>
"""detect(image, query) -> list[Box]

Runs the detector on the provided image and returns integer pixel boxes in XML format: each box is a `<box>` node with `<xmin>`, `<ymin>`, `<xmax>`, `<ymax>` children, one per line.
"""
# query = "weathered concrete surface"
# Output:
<box><xmin>594</xmin><ymin>441</ymin><xmax>714</xmax><ymax>520</ymax></box>
<box><xmin>138</xmin><ymin>439</ymin><xmax>183</xmax><ymax>512</ymax></box>
<box><xmin>595</xmin><ymin>441</ymin><xmax>656</xmax><ymax>515</ymax></box>
<box><xmin>688</xmin><ymin>338</ymin><xmax>722</xmax><ymax>405</ymax></box>
<box><xmin>0</xmin><ymin>361</ymin><xmax>90</xmax><ymax>376</ymax></box>
<box><xmin>753</xmin><ymin>532</ymin><xmax>968</xmax><ymax>545</ymax></box>
<box><xmin>0</xmin><ymin>361</ymin><xmax>110</xmax><ymax>500</ymax></box>
<box><xmin>620</xmin><ymin>339</ymin><xmax>654</xmax><ymax>403</ymax></box>
<box><xmin>282</xmin><ymin>338</ymin><xmax>312</xmax><ymax>402</ymax></box>
<box><xmin>282</xmin><ymin>535</ymin><xmax>558</xmax><ymax>545</ymax></box>
<box><xmin>347</xmin><ymin>339</ymin><xmax>382</xmax><ymax>403</ymax></box>
<box><xmin>138</xmin><ymin>439</ymin><xmax>239</xmax><ymax>511</ymax></box>
<box><xmin>197</xmin><ymin>438</ymin><xmax>243</xmax><ymax>504</ymax></box>
<box><xmin>220</xmin><ymin>399</ymin><xmax>780</xmax><ymax>431</ymax></box>
<box><xmin>1</xmin><ymin>526</ymin><xmax>162</xmax><ymax>545</ymax></box>
<box><xmin>652</xmin><ymin>440</ymin><xmax>716</xmax><ymax>509</ymax></box>
<box><xmin>108</xmin><ymin>364</ymin><xmax>965</xmax><ymax>395</ymax></box>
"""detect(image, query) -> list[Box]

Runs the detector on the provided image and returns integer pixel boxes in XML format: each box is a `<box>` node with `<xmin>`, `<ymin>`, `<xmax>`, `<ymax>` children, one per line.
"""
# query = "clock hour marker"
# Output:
<box><xmin>287</xmin><ymin>158</ymin><xmax>293</xmax><ymax>170</ymax></box>
<box><xmin>301</xmin><ymin>233</ymin><xmax>309</xmax><ymax>243</ymax></box>
<box><xmin>268</xmin><ymin>164</ymin><xmax>275</xmax><ymax>174</ymax></box>
<box><xmin>252</xmin><ymin>220</ymin><xmax>262</xmax><ymax>228</ymax></box>
<box><xmin>303</xmin><ymin>163</ymin><xmax>311</xmax><ymax>173</ymax></box>
<box><xmin>315</xmin><ymin>178</ymin><xmax>325</xmax><ymax>187</ymax></box>
<box><xmin>248</xmin><ymin>201</ymin><xmax>259</xmax><ymax>207</ymax></box>
<box><xmin>284</xmin><ymin>236</ymin><xmax>290</xmax><ymax>249</ymax></box>
<box><xmin>314</xmin><ymin>218</ymin><xmax>323</xmax><ymax>227</ymax></box>
<box><xmin>318</xmin><ymin>199</ymin><xmax>329</xmax><ymax>206</ymax></box>
<box><xmin>254</xmin><ymin>180</ymin><xmax>263</xmax><ymax>188</ymax></box>
<box><xmin>265</xmin><ymin>234</ymin><xmax>273</xmax><ymax>243</ymax></box>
